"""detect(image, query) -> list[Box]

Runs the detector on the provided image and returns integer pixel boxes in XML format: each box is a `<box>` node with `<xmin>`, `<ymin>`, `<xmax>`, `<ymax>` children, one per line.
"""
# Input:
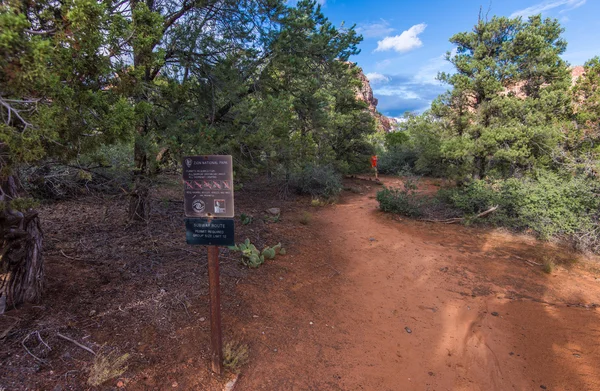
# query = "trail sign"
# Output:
<box><xmin>185</xmin><ymin>218</ymin><xmax>235</xmax><ymax>246</ymax></box>
<box><xmin>183</xmin><ymin>155</ymin><xmax>234</xmax><ymax>218</ymax></box>
<box><xmin>182</xmin><ymin>155</ymin><xmax>235</xmax><ymax>376</ymax></box>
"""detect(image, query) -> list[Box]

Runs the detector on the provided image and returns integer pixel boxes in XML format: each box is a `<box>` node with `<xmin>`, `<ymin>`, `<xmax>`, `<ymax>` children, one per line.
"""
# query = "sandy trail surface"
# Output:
<box><xmin>237</xmin><ymin>177</ymin><xmax>600</xmax><ymax>391</ymax></box>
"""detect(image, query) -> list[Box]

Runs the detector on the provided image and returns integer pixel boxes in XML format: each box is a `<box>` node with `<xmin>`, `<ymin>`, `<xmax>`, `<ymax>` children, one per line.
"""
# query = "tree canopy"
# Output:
<box><xmin>0</xmin><ymin>0</ymin><xmax>378</xmax><ymax>308</ymax></box>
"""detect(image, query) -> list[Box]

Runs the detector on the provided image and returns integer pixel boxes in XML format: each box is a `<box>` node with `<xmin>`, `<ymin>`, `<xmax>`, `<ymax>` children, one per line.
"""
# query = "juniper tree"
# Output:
<box><xmin>433</xmin><ymin>14</ymin><xmax>571</xmax><ymax>180</ymax></box>
<box><xmin>0</xmin><ymin>0</ymin><xmax>134</xmax><ymax>310</ymax></box>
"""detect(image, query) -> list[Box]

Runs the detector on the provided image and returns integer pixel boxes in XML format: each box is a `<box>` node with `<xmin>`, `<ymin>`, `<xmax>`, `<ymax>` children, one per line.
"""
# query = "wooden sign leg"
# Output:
<box><xmin>207</xmin><ymin>245</ymin><xmax>223</xmax><ymax>375</ymax></box>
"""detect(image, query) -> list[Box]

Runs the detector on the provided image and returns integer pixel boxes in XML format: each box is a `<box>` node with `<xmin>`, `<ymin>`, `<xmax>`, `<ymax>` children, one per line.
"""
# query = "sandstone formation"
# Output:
<box><xmin>354</xmin><ymin>67</ymin><xmax>396</xmax><ymax>132</ymax></box>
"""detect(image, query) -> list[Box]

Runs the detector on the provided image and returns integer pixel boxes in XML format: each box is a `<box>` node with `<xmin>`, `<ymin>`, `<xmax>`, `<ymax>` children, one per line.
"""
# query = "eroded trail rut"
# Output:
<box><xmin>237</xmin><ymin>179</ymin><xmax>600</xmax><ymax>391</ymax></box>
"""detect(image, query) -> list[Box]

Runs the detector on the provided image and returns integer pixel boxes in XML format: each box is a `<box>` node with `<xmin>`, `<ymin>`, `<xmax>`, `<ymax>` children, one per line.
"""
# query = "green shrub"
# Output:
<box><xmin>376</xmin><ymin>178</ymin><xmax>424</xmax><ymax>217</ymax></box>
<box><xmin>340</xmin><ymin>139</ymin><xmax>377</xmax><ymax>174</ymax></box>
<box><xmin>439</xmin><ymin>172</ymin><xmax>600</xmax><ymax>250</ymax></box>
<box><xmin>498</xmin><ymin>173</ymin><xmax>599</xmax><ymax>241</ymax></box>
<box><xmin>377</xmin><ymin>146</ymin><xmax>418</xmax><ymax>175</ymax></box>
<box><xmin>240</xmin><ymin>213</ymin><xmax>253</xmax><ymax>225</ymax></box>
<box><xmin>385</xmin><ymin>131</ymin><xmax>409</xmax><ymax>148</ymax></box>
<box><xmin>290</xmin><ymin>164</ymin><xmax>342</xmax><ymax>200</ymax></box>
<box><xmin>437</xmin><ymin>180</ymin><xmax>500</xmax><ymax>215</ymax></box>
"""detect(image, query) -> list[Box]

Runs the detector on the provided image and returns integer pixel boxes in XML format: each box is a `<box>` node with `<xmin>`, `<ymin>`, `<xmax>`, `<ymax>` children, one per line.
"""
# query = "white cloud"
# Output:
<box><xmin>364</xmin><ymin>50</ymin><xmax>456</xmax><ymax>116</ymax></box>
<box><xmin>357</xmin><ymin>19</ymin><xmax>395</xmax><ymax>38</ymax></box>
<box><xmin>365</xmin><ymin>72</ymin><xmax>390</xmax><ymax>84</ymax></box>
<box><xmin>373</xmin><ymin>86</ymin><xmax>420</xmax><ymax>100</ymax></box>
<box><xmin>510</xmin><ymin>0</ymin><xmax>586</xmax><ymax>18</ymax></box>
<box><xmin>375</xmin><ymin>23</ymin><xmax>427</xmax><ymax>53</ymax></box>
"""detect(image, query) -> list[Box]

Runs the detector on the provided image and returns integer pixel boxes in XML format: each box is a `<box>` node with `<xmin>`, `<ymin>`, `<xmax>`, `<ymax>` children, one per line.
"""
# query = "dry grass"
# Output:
<box><xmin>543</xmin><ymin>257</ymin><xmax>556</xmax><ymax>274</ymax></box>
<box><xmin>87</xmin><ymin>349</ymin><xmax>130</xmax><ymax>386</ymax></box>
<box><xmin>299</xmin><ymin>211</ymin><xmax>312</xmax><ymax>225</ymax></box>
<box><xmin>223</xmin><ymin>341</ymin><xmax>249</xmax><ymax>374</ymax></box>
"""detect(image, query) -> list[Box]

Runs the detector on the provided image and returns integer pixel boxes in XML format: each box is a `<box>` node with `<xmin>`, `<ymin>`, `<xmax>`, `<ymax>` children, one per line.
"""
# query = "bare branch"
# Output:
<box><xmin>0</xmin><ymin>96</ymin><xmax>34</xmax><ymax>129</ymax></box>
<box><xmin>57</xmin><ymin>333</ymin><xmax>96</xmax><ymax>355</ymax></box>
<box><xmin>24</xmin><ymin>28</ymin><xmax>57</xmax><ymax>36</ymax></box>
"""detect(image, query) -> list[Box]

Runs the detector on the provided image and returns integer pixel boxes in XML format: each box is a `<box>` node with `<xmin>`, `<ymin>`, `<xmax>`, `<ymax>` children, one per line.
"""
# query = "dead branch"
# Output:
<box><xmin>59</xmin><ymin>250</ymin><xmax>83</xmax><ymax>261</ymax></box>
<box><xmin>22</xmin><ymin>333</ymin><xmax>46</xmax><ymax>363</ymax></box>
<box><xmin>422</xmin><ymin>205</ymin><xmax>499</xmax><ymax>224</ymax></box>
<box><xmin>0</xmin><ymin>96</ymin><xmax>37</xmax><ymax>128</ymax></box>
<box><xmin>36</xmin><ymin>331</ymin><xmax>51</xmax><ymax>351</ymax></box>
<box><xmin>57</xmin><ymin>332</ymin><xmax>96</xmax><ymax>355</ymax></box>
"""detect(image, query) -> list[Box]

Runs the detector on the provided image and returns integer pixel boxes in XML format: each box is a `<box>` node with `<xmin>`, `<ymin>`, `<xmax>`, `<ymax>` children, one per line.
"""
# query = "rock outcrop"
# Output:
<box><xmin>571</xmin><ymin>65</ymin><xmax>585</xmax><ymax>84</ymax></box>
<box><xmin>354</xmin><ymin>67</ymin><xmax>396</xmax><ymax>132</ymax></box>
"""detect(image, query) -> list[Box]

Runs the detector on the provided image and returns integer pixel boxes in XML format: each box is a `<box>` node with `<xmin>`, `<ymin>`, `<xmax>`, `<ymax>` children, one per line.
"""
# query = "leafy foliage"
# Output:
<box><xmin>376</xmin><ymin>179</ymin><xmax>424</xmax><ymax>218</ymax></box>
<box><xmin>290</xmin><ymin>163</ymin><xmax>343</xmax><ymax>200</ymax></box>
<box><xmin>439</xmin><ymin>172</ymin><xmax>600</xmax><ymax>247</ymax></box>
<box><xmin>375</xmin><ymin>13</ymin><xmax>600</xmax><ymax>253</ymax></box>
<box><xmin>0</xmin><ymin>0</ymin><xmax>376</xmax><ymax>306</ymax></box>
<box><xmin>432</xmin><ymin>14</ymin><xmax>571</xmax><ymax>180</ymax></box>
<box><xmin>240</xmin><ymin>213</ymin><xmax>254</xmax><ymax>226</ymax></box>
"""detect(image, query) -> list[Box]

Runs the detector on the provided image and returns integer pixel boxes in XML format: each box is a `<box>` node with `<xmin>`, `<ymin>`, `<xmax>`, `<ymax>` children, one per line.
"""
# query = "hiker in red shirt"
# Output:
<box><xmin>371</xmin><ymin>155</ymin><xmax>378</xmax><ymax>179</ymax></box>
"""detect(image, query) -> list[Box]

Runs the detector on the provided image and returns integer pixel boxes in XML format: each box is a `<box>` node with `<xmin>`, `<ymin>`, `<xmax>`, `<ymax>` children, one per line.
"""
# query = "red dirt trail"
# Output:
<box><xmin>3</xmin><ymin>176</ymin><xmax>600</xmax><ymax>391</ymax></box>
<box><xmin>235</xmin><ymin>177</ymin><xmax>600</xmax><ymax>391</ymax></box>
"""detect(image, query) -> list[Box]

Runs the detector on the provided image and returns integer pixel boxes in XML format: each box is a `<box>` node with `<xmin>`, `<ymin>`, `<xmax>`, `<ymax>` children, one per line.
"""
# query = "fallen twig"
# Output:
<box><xmin>36</xmin><ymin>331</ymin><xmax>51</xmax><ymax>351</ymax></box>
<box><xmin>524</xmin><ymin>259</ymin><xmax>543</xmax><ymax>267</ymax></box>
<box><xmin>57</xmin><ymin>333</ymin><xmax>96</xmax><ymax>355</ymax></box>
<box><xmin>422</xmin><ymin>205</ymin><xmax>499</xmax><ymax>224</ymax></box>
<box><xmin>512</xmin><ymin>253</ymin><xmax>543</xmax><ymax>266</ymax></box>
<box><xmin>22</xmin><ymin>333</ymin><xmax>46</xmax><ymax>363</ymax></box>
<box><xmin>59</xmin><ymin>250</ymin><xmax>83</xmax><ymax>261</ymax></box>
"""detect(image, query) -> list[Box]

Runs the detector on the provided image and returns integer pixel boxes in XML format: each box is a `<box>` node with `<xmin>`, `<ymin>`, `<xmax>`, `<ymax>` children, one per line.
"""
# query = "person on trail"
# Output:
<box><xmin>371</xmin><ymin>155</ymin><xmax>378</xmax><ymax>179</ymax></box>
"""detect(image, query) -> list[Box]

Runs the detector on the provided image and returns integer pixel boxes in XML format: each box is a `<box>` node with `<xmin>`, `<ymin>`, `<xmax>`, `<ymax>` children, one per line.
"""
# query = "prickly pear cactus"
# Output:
<box><xmin>229</xmin><ymin>238</ymin><xmax>286</xmax><ymax>268</ymax></box>
<box><xmin>262</xmin><ymin>247</ymin><xmax>276</xmax><ymax>260</ymax></box>
<box><xmin>247</xmin><ymin>253</ymin><xmax>263</xmax><ymax>268</ymax></box>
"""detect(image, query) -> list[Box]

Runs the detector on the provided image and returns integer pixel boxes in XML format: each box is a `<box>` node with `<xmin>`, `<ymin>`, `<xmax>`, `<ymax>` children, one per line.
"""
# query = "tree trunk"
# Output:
<box><xmin>0</xmin><ymin>175</ymin><xmax>44</xmax><ymax>313</ymax></box>
<box><xmin>128</xmin><ymin>135</ymin><xmax>150</xmax><ymax>221</ymax></box>
<box><xmin>473</xmin><ymin>155</ymin><xmax>486</xmax><ymax>180</ymax></box>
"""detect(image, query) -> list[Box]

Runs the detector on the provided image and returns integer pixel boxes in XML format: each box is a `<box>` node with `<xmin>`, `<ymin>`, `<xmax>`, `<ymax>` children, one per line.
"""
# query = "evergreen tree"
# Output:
<box><xmin>571</xmin><ymin>57</ymin><xmax>600</xmax><ymax>177</ymax></box>
<box><xmin>433</xmin><ymin>14</ymin><xmax>571</xmax><ymax>180</ymax></box>
<box><xmin>0</xmin><ymin>0</ymin><xmax>133</xmax><ymax>309</ymax></box>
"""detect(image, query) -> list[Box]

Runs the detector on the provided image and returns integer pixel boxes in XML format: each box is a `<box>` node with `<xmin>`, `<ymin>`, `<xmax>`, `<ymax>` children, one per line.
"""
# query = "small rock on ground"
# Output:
<box><xmin>266</xmin><ymin>208</ymin><xmax>281</xmax><ymax>216</ymax></box>
<box><xmin>223</xmin><ymin>375</ymin><xmax>239</xmax><ymax>391</ymax></box>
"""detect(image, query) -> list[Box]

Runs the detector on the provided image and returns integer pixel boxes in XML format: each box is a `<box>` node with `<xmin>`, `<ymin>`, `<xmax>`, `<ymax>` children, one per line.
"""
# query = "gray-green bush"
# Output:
<box><xmin>377</xmin><ymin>146</ymin><xmax>418</xmax><ymax>175</ymax></box>
<box><xmin>290</xmin><ymin>163</ymin><xmax>343</xmax><ymax>200</ymax></box>
<box><xmin>439</xmin><ymin>172</ymin><xmax>600</xmax><ymax>250</ymax></box>
<box><xmin>376</xmin><ymin>178</ymin><xmax>424</xmax><ymax>217</ymax></box>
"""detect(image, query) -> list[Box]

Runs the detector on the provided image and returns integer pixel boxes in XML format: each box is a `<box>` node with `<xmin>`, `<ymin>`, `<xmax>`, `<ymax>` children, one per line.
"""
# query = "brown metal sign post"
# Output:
<box><xmin>207</xmin><ymin>245</ymin><xmax>222</xmax><ymax>375</ymax></box>
<box><xmin>183</xmin><ymin>155</ymin><xmax>235</xmax><ymax>376</ymax></box>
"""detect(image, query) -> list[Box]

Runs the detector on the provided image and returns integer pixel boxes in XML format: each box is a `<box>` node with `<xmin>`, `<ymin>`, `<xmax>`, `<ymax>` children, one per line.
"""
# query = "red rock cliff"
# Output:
<box><xmin>354</xmin><ymin>67</ymin><xmax>396</xmax><ymax>132</ymax></box>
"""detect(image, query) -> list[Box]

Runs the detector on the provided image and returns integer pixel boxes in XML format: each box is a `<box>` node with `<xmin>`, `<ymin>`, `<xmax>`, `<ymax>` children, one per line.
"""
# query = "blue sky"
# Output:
<box><xmin>317</xmin><ymin>0</ymin><xmax>600</xmax><ymax>118</ymax></box>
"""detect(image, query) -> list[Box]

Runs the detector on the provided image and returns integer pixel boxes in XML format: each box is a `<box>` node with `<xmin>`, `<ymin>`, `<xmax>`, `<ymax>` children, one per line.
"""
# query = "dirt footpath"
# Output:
<box><xmin>3</xmin><ymin>176</ymin><xmax>600</xmax><ymax>390</ymax></box>
<box><xmin>237</xmin><ymin>177</ymin><xmax>600</xmax><ymax>391</ymax></box>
